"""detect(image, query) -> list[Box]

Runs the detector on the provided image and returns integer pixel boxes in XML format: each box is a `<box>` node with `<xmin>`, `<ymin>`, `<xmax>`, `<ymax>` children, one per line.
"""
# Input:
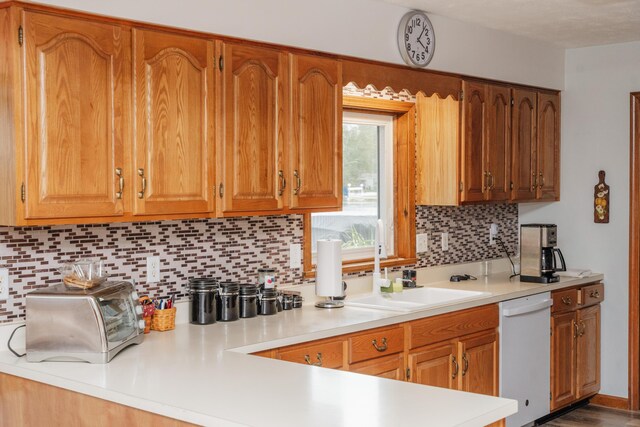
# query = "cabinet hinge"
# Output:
<box><xmin>18</xmin><ymin>25</ymin><xmax>23</xmax><ymax>47</ymax></box>
<box><xmin>20</xmin><ymin>183</ymin><xmax>25</xmax><ymax>203</ymax></box>
<box><xmin>510</xmin><ymin>181</ymin><xmax>514</xmax><ymax>190</ymax></box>
<box><xmin>511</xmin><ymin>97</ymin><xmax>515</xmax><ymax>106</ymax></box>
<box><xmin>406</xmin><ymin>367</ymin><xmax>411</xmax><ymax>381</ymax></box>
<box><xmin>459</xmin><ymin>90</ymin><xmax>464</xmax><ymax>101</ymax></box>
<box><xmin>219</xmin><ymin>55</ymin><xmax>224</xmax><ymax>71</ymax></box>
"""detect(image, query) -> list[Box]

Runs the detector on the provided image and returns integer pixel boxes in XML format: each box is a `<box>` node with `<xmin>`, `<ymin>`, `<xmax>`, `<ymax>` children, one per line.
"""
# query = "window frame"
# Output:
<box><xmin>302</xmin><ymin>96</ymin><xmax>417</xmax><ymax>277</ymax></box>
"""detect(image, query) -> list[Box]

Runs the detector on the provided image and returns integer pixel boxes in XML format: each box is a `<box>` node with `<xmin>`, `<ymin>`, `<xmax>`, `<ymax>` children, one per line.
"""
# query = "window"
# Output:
<box><xmin>303</xmin><ymin>96</ymin><xmax>417</xmax><ymax>275</ymax></box>
<box><xmin>311</xmin><ymin>112</ymin><xmax>395</xmax><ymax>262</ymax></box>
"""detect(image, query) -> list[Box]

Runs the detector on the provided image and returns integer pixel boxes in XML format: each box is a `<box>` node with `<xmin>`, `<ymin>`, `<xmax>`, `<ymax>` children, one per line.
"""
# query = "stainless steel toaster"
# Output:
<box><xmin>26</xmin><ymin>281</ymin><xmax>145</xmax><ymax>363</ymax></box>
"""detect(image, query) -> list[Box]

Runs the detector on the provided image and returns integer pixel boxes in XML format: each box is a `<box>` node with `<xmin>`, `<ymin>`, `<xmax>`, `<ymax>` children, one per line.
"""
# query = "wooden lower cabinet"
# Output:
<box><xmin>550</xmin><ymin>284</ymin><xmax>603</xmax><ymax>412</ymax></box>
<box><xmin>0</xmin><ymin>373</ymin><xmax>193</xmax><ymax>427</ymax></box>
<box><xmin>408</xmin><ymin>341</ymin><xmax>457</xmax><ymax>389</ymax></box>
<box><xmin>349</xmin><ymin>353</ymin><xmax>405</xmax><ymax>380</ymax></box>
<box><xmin>460</xmin><ymin>331</ymin><xmax>499</xmax><ymax>396</ymax></box>
<box><xmin>276</xmin><ymin>338</ymin><xmax>346</xmax><ymax>370</ymax></box>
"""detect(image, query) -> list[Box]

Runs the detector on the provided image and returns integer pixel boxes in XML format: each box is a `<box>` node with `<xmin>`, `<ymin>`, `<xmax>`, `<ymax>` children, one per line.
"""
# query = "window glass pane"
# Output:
<box><xmin>312</xmin><ymin>112</ymin><xmax>394</xmax><ymax>260</ymax></box>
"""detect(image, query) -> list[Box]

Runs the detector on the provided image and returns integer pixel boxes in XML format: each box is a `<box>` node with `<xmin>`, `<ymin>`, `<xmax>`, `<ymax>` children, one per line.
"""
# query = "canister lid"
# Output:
<box><xmin>219</xmin><ymin>281</ymin><xmax>240</xmax><ymax>293</ymax></box>
<box><xmin>188</xmin><ymin>277</ymin><xmax>218</xmax><ymax>290</ymax></box>
<box><xmin>239</xmin><ymin>283</ymin><xmax>258</xmax><ymax>295</ymax></box>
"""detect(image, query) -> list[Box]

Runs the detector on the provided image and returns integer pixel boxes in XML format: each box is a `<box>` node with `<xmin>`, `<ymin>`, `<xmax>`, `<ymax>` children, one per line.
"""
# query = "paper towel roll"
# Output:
<box><xmin>316</xmin><ymin>239</ymin><xmax>343</xmax><ymax>297</ymax></box>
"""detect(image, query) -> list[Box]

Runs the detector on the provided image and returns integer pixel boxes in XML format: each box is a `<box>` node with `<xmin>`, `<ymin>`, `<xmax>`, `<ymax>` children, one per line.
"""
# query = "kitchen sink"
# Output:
<box><xmin>345</xmin><ymin>287</ymin><xmax>490</xmax><ymax>312</ymax></box>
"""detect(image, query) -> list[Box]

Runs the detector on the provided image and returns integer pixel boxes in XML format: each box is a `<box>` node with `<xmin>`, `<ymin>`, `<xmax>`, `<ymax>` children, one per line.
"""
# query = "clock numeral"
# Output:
<box><xmin>416</xmin><ymin>18</ymin><xmax>421</xmax><ymax>26</ymax></box>
<box><xmin>408</xmin><ymin>25</ymin><xmax>413</xmax><ymax>34</ymax></box>
<box><xmin>405</xmin><ymin>33</ymin><xmax>409</xmax><ymax>41</ymax></box>
<box><xmin>411</xmin><ymin>50</ymin><xmax>416</xmax><ymax>58</ymax></box>
<box><xmin>407</xmin><ymin>42</ymin><xmax>411</xmax><ymax>50</ymax></box>
<box><xmin>421</xmin><ymin>52</ymin><xmax>426</xmax><ymax>61</ymax></box>
<box><xmin>427</xmin><ymin>38</ymin><xmax>431</xmax><ymax>45</ymax></box>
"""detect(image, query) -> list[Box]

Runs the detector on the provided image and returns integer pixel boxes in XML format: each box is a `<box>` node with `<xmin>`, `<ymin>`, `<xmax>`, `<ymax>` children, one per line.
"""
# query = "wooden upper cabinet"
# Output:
<box><xmin>461</xmin><ymin>81</ymin><xmax>487</xmax><ymax>203</ymax></box>
<box><xmin>511</xmin><ymin>89</ymin><xmax>538</xmax><ymax>201</ymax></box>
<box><xmin>220</xmin><ymin>43</ymin><xmax>288</xmax><ymax>214</ymax></box>
<box><xmin>289</xmin><ymin>54</ymin><xmax>342</xmax><ymax>210</ymax></box>
<box><xmin>132</xmin><ymin>29</ymin><xmax>215</xmax><ymax>216</ymax></box>
<box><xmin>486</xmin><ymin>85</ymin><xmax>511</xmax><ymax>201</ymax></box>
<box><xmin>537</xmin><ymin>92</ymin><xmax>561</xmax><ymax>201</ymax></box>
<box><xmin>415</xmin><ymin>93</ymin><xmax>460</xmax><ymax>206</ymax></box>
<box><xmin>22</xmin><ymin>12</ymin><xmax>128</xmax><ymax>219</ymax></box>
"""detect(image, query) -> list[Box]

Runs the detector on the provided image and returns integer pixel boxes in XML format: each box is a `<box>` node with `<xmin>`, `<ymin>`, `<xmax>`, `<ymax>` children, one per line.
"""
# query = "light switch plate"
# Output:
<box><xmin>290</xmin><ymin>243</ymin><xmax>302</xmax><ymax>269</ymax></box>
<box><xmin>441</xmin><ymin>232</ymin><xmax>449</xmax><ymax>251</ymax></box>
<box><xmin>489</xmin><ymin>223</ymin><xmax>499</xmax><ymax>245</ymax></box>
<box><xmin>416</xmin><ymin>233</ymin><xmax>429</xmax><ymax>253</ymax></box>
<box><xmin>0</xmin><ymin>268</ymin><xmax>9</xmax><ymax>300</ymax></box>
<box><xmin>146</xmin><ymin>256</ymin><xmax>161</xmax><ymax>283</ymax></box>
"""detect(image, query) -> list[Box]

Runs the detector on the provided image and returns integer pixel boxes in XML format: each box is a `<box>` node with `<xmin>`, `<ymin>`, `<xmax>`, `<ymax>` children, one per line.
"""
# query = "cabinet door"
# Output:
<box><xmin>511</xmin><ymin>89</ymin><xmax>537</xmax><ymax>201</ymax></box>
<box><xmin>290</xmin><ymin>54</ymin><xmax>342</xmax><ymax>210</ymax></box>
<box><xmin>537</xmin><ymin>92</ymin><xmax>560</xmax><ymax>201</ymax></box>
<box><xmin>460</xmin><ymin>331</ymin><xmax>498</xmax><ymax>397</ymax></box>
<box><xmin>133</xmin><ymin>29</ymin><xmax>215</xmax><ymax>216</ymax></box>
<box><xmin>408</xmin><ymin>341</ymin><xmax>457</xmax><ymax>389</ymax></box>
<box><xmin>461</xmin><ymin>81</ymin><xmax>487</xmax><ymax>203</ymax></box>
<box><xmin>551</xmin><ymin>311</ymin><xmax>577</xmax><ymax>410</ymax></box>
<box><xmin>350</xmin><ymin>354</ymin><xmax>405</xmax><ymax>380</ymax></box>
<box><xmin>23</xmin><ymin>12</ymin><xmax>127</xmax><ymax>219</ymax></box>
<box><xmin>486</xmin><ymin>85</ymin><xmax>511</xmax><ymax>201</ymax></box>
<box><xmin>576</xmin><ymin>305</ymin><xmax>600</xmax><ymax>399</ymax></box>
<box><xmin>221</xmin><ymin>43</ymin><xmax>287</xmax><ymax>213</ymax></box>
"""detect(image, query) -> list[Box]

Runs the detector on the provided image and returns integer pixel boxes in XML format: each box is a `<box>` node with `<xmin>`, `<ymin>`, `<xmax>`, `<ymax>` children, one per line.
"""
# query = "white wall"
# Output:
<box><xmin>27</xmin><ymin>0</ymin><xmax>565</xmax><ymax>89</ymax></box>
<box><xmin>520</xmin><ymin>41</ymin><xmax>640</xmax><ymax>398</ymax></box>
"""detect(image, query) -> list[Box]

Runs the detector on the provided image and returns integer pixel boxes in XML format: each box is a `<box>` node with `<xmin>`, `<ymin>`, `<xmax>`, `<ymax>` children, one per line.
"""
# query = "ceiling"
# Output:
<box><xmin>382</xmin><ymin>0</ymin><xmax>640</xmax><ymax>48</ymax></box>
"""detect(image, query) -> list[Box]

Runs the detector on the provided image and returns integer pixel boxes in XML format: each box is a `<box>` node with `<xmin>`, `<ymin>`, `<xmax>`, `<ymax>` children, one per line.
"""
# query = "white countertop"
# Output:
<box><xmin>0</xmin><ymin>269</ymin><xmax>603</xmax><ymax>427</ymax></box>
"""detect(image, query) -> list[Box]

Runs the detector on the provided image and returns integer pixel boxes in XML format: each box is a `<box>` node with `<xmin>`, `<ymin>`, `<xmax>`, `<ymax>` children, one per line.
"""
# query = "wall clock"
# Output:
<box><xmin>397</xmin><ymin>10</ymin><xmax>435</xmax><ymax>68</ymax></box>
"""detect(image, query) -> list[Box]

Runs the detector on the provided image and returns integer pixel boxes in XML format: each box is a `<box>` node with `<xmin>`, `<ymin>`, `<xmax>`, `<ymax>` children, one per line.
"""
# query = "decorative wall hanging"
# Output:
<box><xmin>594</xmin><ymin>170</ymin><xmax>609</xmax><ymax>223</ymax></box>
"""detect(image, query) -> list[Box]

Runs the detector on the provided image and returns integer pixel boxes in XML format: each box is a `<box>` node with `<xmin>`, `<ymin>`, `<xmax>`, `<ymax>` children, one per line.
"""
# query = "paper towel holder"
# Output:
<box><xmin>315</xmin><ymin>296</ymin><xmax>345</xmax><ymax>309</ymax></box>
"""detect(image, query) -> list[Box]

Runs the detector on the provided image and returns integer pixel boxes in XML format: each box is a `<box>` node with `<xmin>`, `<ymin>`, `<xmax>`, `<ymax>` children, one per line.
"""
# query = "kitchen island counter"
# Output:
<box><xmin>0</xmin><ymin>271</ymin><xmax>603</xmax><ymax>426</ymax></box>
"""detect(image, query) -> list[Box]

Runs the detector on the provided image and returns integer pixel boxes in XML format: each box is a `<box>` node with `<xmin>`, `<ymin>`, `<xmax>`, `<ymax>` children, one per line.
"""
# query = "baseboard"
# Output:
<box><xmin>590</xmin><ymin>393</ymin><xmax>629</xmax><ymax>410</ymax></box>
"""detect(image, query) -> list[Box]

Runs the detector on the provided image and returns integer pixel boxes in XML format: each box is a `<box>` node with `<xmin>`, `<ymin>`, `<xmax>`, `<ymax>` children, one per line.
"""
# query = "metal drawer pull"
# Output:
<box><xmin>115</xmin><ymin>168</ymin><xmax>124</xmax><ymax>199</ymax></box>
<box><xmin>579</xmin><ymin>321</ymin><xmax>586</xmax><ymax>337</ymax></box>
<box><xmin>462</xmin><ymin>352</ymin><xmax>469</xmax><ymax>376</ymax></box>
<box><xmin>488</xmin><ymin>172</ymin><xmax>495</xmax><ymax>190</ymax></box>
<box><xmin>372</xmin><ymin>337</ymin><xmax>388</xmax><ymax>352</ymax></box>
<box><xmin>304</xmin><ymin>352</ymin><xmax>322</xmax><ymax>366</ymax></box>
<box><xmin>561</xmin><ymin>296</ymin><xmax>572</xmax><ymax>305</ymax></box>
<box><xmin>590</xmin><ymin>290</ymin><xmax>600</xmax><ymax>299</ymax></box>
<box><xmin>539</xmin><ymin>172</ymin><xmax>545</xmax><ymax>189</ymax></box>
<box><xmin>137</xmin><ymin>168</ymin><xmax>146</xmax><ymax>199</ymax></box>
<box><xmin>452</xmin><ymin>356</ymin><xmax>459</xmax><ymax>379</ymax></box>
<box><xmin>573</xmin><ymin>320</ymin><xmax>579</xmax><ymax>338</ymax></box>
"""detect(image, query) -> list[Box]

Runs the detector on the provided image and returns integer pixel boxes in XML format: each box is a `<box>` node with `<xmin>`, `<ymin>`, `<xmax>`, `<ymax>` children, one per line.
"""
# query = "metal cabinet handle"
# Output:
<box><xmin>590</xmin><ymin>290</ymin><xmax>600</xmax><ymax>299</ymax></box>
<box><xmin>531</xmin><ymin>172</ymin><xmax>537</xmax><ymax>192</ymax></box>
<box><xmin>561</xmin><ymin>296</ymin><xmax>572</xmax><ymax>305</ymax></box>
<box><xmin>137</xmin><ymin>168</ymin><xmax>146</xmax><ymax>199</ymax></box>
<box><xmin>489</xmin><ymin>172</ymin><xmax>495</xmax><ymax>190</ymax></box>
<box><xmin>115</xmin><ymin>168</ymin><xmax>124</xmax><ymax>199</ymax></box>
<box><xmin>462</xmin><ymin>352</ymin><xmax>469</xmax><ymax>376</ymax></box>
<box><xmin>539</xmin><ymin>172</ymin><xmax>545</xmax><ymax>189</ymax></box>
<box><xmin>278</xmin><ymin>170</ymin><xmax>286</xmax><ymax>196</ymax></box>
<box><xmin>372</xmin><ymin>337</ymin><xmax>388</xmax><ymax>352</ymax></box>
<box><xmin>293</xmin><ymin>170</ymin><xmax>301</xmax><ymax>195</ymax></box>
<box><xmin>573</xmin><ymin>320</ymin><xmax>579</xmax><ymax>339</ymax></box>
<box><xmin>304</xmin><ymin>352</ymin><xmax>322</xmax><ymax>366</ymax></box>
<box><xmin>452</xmin><ymin>355</ymin><xmax>459</xmax><ymax>379</ymax></box>
<box><xmin>579</xmin><ymin>321</ymin><xmax>586</xmax><ymax>337</ymax></box>
<box><xmin>483</xmin><ymin>171</ymin><xmax>489</xmax><ymax>191</ymax></box>
<box><xmin>219</xmin><ymin>183</ymin><xmax>224</xmax><ymax>199</ymax></box>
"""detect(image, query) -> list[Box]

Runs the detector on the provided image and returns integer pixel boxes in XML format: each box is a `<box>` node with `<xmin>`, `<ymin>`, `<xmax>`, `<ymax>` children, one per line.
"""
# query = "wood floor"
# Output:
<box><xmin>542</xmin><ymin>405</ymin><xmax>640</xmax><ymax>426</ymax></box>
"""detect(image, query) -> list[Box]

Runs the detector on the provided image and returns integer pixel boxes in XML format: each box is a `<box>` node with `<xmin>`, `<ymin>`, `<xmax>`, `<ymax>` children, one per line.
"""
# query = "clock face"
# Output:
<box><xmin>397</xmin><ymin>11</ymin><xmax>435</xmax><ymax>68</ymax></box>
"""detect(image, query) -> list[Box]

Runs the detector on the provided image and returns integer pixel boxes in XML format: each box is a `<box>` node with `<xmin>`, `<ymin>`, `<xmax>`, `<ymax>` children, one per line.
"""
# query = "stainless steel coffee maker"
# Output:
<box><xmin>520</xmin><ymin>224</ymin><xmax>566</xmax><ymax>283</ymax></box>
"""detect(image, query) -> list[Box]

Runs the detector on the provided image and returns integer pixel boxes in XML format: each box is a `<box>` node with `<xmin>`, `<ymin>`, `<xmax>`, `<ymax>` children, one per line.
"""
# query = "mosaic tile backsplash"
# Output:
<box><xmin>0</xmin><ymin>204</ymin><xmax>517</xmax><ymax>324</ymax></box>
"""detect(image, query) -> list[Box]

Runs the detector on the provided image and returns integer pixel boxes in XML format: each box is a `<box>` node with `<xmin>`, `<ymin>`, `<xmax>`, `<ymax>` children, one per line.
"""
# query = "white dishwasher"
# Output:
<box><xmin>499</xmin><ymin>292</ymin><xmax>552</xmax><ymax>427</ymax></box>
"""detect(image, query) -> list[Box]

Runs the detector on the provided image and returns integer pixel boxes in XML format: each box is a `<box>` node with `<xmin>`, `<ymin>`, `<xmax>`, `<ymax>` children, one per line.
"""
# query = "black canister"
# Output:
<box><xmin>188</xmin><ymin>278</ymin><xmax>218</xmax><ymax>325</ymax></box>
<box><xmin>260</xmin><ymin>288</ymin><xmax>278</xmax><ymax>315</ymax></box>
<box><xmin>219</xmin><ymin>282</ymin><xmax>240</xmax><ymax>322</ymax></box>
<box><xmin>293</xmin><ymin>295</ymin><xmax>303</xmax><ymax>308</ymax></box>
<box><xmin>239</xmin><ymin>284</ymin><xmax>258</xmax><ymax>318</ymax></box>
<box><xmin>282</xmin><ymin>294</ymin><xmax>293</xmax><ymax>310</ymax></box>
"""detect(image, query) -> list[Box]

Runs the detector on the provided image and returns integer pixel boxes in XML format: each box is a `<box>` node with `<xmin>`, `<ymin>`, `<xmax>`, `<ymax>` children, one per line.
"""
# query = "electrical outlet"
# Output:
<box><xmin>146</xmin><ymin>256</ymin><xmax>161</xmax><ymax>283</ymax></box>
<box><xmin>441</xmin><ymin>232</ymin><xmax>449</xmax><ymax>251</ymax></box>
<box><xmin>416</xmin><ymin>233</ymin><xmax>429</xmax><ymax>253</ymax></box>
<box><xmin>0</xmin><ymin>268</ymin><xmax>8</xmax><ymax>300</ymax></box>
<box><xmin>290</xmin><ymin>243</ymin><xmax>302</xmax><ymax>269</ymax></box>
<box><xmin>489</xmin><ymin>223</ymin><xmax>499</xmax><ymax>245</ymax></box>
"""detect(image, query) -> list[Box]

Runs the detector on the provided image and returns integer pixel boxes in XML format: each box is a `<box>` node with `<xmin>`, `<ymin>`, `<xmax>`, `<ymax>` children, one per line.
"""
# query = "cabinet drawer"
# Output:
<box><xmin>349</xmin><ymin>326</ymin><xmax>404</xmax><ymax>364</ymax></box>
<box><xmin>579</xmin><ymin>283</ymin><xmax>604</xmax><ymax>307</ymax></box>
<box><xmin>408</xmin><ymin>305</ymin><xmax>499</xmax><ymax>350</ymax></box>
<box><xmin>277</xmin><ymin>340</ymin><xmax>344</xmax><ymax>369</ymax></box>
<box><xmin>552</xmin><ymin>289</ymin><xmax>579</xmax><ymax>313</ymax></box>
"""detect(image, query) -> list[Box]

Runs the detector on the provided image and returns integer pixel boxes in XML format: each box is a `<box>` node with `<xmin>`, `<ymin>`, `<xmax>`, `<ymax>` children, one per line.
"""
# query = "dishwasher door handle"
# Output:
<box><xmin>502</xmin><ymin>299</ymin><xmax>553</xmax><ymax>317</ymax></box>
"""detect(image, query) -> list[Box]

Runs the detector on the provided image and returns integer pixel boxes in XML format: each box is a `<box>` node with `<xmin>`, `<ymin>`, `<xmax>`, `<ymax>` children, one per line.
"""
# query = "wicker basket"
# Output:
<box><xmin>151</xmin><ymin>307</ymin><xmax>176</xmax><ymax>331</ymax></box>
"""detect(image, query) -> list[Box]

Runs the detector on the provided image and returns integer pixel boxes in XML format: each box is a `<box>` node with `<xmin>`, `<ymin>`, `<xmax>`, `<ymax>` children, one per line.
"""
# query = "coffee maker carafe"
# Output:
<box><xmin>520</xmin><ymin>224</ymin><xmax>566</xmax><ymax>283</ymax></box>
